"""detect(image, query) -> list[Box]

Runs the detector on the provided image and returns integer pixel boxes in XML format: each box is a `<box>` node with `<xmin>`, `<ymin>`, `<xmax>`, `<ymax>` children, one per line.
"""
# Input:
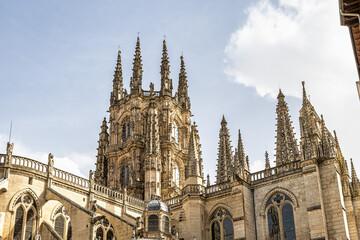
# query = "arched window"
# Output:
<box><xmin>266</xmin><ymin>193</ymin><xmax>296</xmax><ymax>240</ymax></box>
<box><xmin>210</xmin><ymin>208</ymin><xmax>234</xmax><ymax>240</ymax></box>
<box><xmin>53</xmin><ymin>205</ymin><xmax>71</xmax><ymax>240</ymax></box>
<box><xmin>12</xmin><ymin>194</ymin><xmax>38</xmax><ymax>240</ymax></box>
<box><xmin>172</xmin><ymin>122</ymin><xmax>178</xmax><ymax>143</ymax></box>
<box><xmin>162</xmin><ymin>216</ymin><xmax>169</xmax><ymax>233</ymax></box>
<box><xmin>122</xmin><ymin>117</ymin><xmax>131</xmax><ymax>143</ymax></box>
<box><xmin>96</xmin><ymin>227</ymin><xmax>104</xmax><ymax>240</ymax></box>
<box><xmin>13</xmin><ymin>206</ymin><xmax>24</xmax><ymax>240</ymax></box>
<box><xmin>148</xmin><ymin>215</ymin><xmax>159</xmax><ymax>232</ymax></box>
<box><xmin>172</xmin><ymin>163</ymin><xmax>180</xmax><ymax>187</ymax></box>
<box><xmin>55</xmin><ymin>216</ymin><xmax>65</xmax><ymax>237</ymax></box>
<box><xmin>121</xmin><ymin>165</ymin><xmax>125</xmax><ymax>187</ymax></box>
<box><xmin>106</xmin><ymin>230</ymin><xmax>114</xmax><ymax>240</ymax></box>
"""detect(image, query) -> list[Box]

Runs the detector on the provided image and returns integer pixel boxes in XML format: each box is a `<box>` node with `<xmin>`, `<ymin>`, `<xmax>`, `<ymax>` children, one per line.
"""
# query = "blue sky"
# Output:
<box><xmin>1</xmin><ymin>0</ymin><xmax>359</xmax><ymax>182</ymax></box>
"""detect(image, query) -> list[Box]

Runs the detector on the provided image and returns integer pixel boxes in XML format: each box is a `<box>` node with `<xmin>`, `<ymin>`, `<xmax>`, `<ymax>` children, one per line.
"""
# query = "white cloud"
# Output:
<box><xmin>224</xmin><ymin>0</ymin><xmax>360</xmax><ymax>173</ymax></box>
<box><xmin>0</xmin><ymin>134</ymin><xmax>94</xmax><ymax>178</ymax></box>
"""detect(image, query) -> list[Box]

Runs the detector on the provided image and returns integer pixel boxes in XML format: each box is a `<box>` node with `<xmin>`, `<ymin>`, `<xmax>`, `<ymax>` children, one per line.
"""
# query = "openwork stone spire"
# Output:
<box><xmin>265</xmin><ymin>151</ymin><xmax>270</xmax><ymax>169</ymax></box>
<box><xmin>350</xmin><ymin>159</ymin><xmax>360</xmax><ymax>197</ymax></box>
<box><xmin>234</xmin><ymin>130</ymin><xmax>248</xmax><ymax>171</ymax></box>
<box><xmin>177</xmin><ymin>55</ymin><xmax>190</xmax><ymax>109</ymax></box>
<box><xmin>185</xmin><ymin>123</ymin><xmax>203</xmax><ymax>179</ymax></box>
<box><xmin>110</xmin><ymin>50</ymin><xmax>123</xmax><ymax>105</ymax></box>
<box><xmin>320</xmin><ymin>115</ymin><xmax>335</xmax><ymax>159</ymax></box>
<box><xmin>130</xmin><ymin>36</ymin><xmax>143</xmax><ymax>94</ymax></box>
<box><xmin>160</xmin><ymin>40</ymin><xmax>172</xmax><ymax>96</ymax></box>
<box><xmin>95</xmin><ymin>117</ymin><xmax>109</xmax><ymax>185</ymax></box>
<box><xmin>216</xmin><ymin>115</ymin><xmax>234</xmax><ymax>184</ymax></box>
<box><xmin>275</xmin><ymin>89</ymin><xmax>300</xmax><ymax>166</ymax></box>
<box><xmin>300</xmin><ymin>81</ymin><xmax>317</xmax><ymax>160</ymax></box>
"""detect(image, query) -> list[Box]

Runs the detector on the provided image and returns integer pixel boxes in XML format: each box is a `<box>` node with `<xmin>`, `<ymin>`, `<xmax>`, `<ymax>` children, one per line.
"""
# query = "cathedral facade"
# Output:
<box><xmin>0</xmin><ymin>38</ymin><xmax>360</xmax><ymax>240</ymax></box>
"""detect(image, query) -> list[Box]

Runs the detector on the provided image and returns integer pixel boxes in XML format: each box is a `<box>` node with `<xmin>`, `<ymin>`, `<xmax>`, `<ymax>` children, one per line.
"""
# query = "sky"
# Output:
<box><xmin>0</xmin><ymin>0</ymin><xmax>359</xmax><ymax>183</ymax></box>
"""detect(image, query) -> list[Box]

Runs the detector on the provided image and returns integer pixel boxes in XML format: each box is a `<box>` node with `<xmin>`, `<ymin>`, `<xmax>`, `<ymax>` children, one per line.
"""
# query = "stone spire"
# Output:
<box><xmin>110</xmin><ymin>50</ymin><xmax>123</xmax><ymax>105</ymax></box>
<box><xmin>350</xmin><ymin>159</ymin><xmax>360</xmax><ymax>197</ymax></box>
<box><xmin>300</xmin><ymin>81</ymin><xmax>317</xmax><ymax>160</ymax></box>
<box><xmin>216</xmin><ymin>115</ymin><xmax>234</xmax><ymax>184</ymax></box>
<box><xmin>130</xmin><ymin>36</ymin><xmax>143</xmax><ymax>95</ymax></box>
<box><xmin>177</xmin><ymin>55</ymin><xmax>190</xmax><ymax>109</ymax></box>
<box><xmin>275</xmin><ymin>89</ymin><xmax>300</xmax><ymax>166</ymax></box>
<box><xmin>185</xmin><ymin>123</ymin><xmax>204</xmax><ymax>182</ymax></box>
<box><xmin>234</xmin><ymin>130</ymin><xmax>248</xmax><ymax>171</ymax></box>
<box><xmin>265</xmin><ymin>151</ymin><xmax>270</xmax><ymax>169</ymax></box>
<box><xmin>160</xmin><ymin>39</ymin><xmax>172</xmax><ymax>96</ymax></box>
<box><xmin>95</xmin><ymin>117</ymin><xmax>109</xmax><ymax>185</ymax></box>
<box><xmin>334</xmin><ymin>130</ymin><xmax>348</xmax><ymax>175</ymax></box>
<box><xmin>320</xmin><ymin>115</ymin><xmax>335</xmax><ymax>159</ymax></box>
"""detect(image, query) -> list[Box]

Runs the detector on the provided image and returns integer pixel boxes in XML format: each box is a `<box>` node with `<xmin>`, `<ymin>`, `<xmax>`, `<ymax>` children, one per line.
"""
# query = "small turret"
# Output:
<box><xmin>130</xmin><ymin>36</ymin><xmax>143</xmax><ymax>95</ymax></box>
<box><xmin>216</xmin><ymin>116</ymin><xmax>233</xmax><ymax>184</ymax></box>
<box><xmin>185</xmin><ymin>123</ymin><xmax>204</xmax><ymax>185</ymax></box>
<box><xmin>110</xmin><ymin>50</ymin><xmax>123</xmax><ymax>105</ymax></box>
<box><xmin>160</xmin><ymin>40</ymin><xmax>172</xmax><ymax>96</ymax></box>
<box><xmin>265</xmin><ymin>151</ymin><xmax>270</xmax><ymax>169</ymax></box>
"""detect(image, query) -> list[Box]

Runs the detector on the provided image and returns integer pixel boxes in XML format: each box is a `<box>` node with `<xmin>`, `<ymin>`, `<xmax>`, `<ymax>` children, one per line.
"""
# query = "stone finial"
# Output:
<box><xmin>207</xmin><ymin>174</ymin><xmax>210</xmax><ymax>187</ymax></box>
<box><xmin>5</xmin><ymin>142</ymin><xmax>14</xmax><ymax>165</ymax></box>
<box><xmin>160</xmin><ymin>39</ymin><xmax>172</xmax><ymax>96</ymax></box>
<box><xmin>275</xmin><ymin>89</ymin><xmax>300</xmax><ymax>166</ymax></box>
<box><xmin>177</xmin><ymin>55</ymin><xmax>190</xmax><ymax>109</ymax></box>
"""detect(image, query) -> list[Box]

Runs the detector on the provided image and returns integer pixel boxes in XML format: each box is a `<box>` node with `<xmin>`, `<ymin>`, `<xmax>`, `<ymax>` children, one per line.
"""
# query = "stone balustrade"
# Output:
<box><xmin>11</xmin><ymin>155</ymin><xmax>48</xmax><ymax>174</ymax></box>
<box><xmin>53</xmin><ymin>168</ymin><xmax>89</xmax><ymax>188</ymax></box>
<box><xmin>93</xmin><ymin>183</ymin><xmax>123</xmax><ymax>200</ymax></box>
<box><xmin>205</xmin><ymin>181</ymin><xmax>232</xmax><ymax>195</ymax></box>
<box><xmin>250</xmin><ymin>160</ymin><xmax>302</xmax><ymax>184</ymax></box>
<box><xmin>126</xmin><ymin>194</ymin><xmax>146</xmax><ymax>208</ymax></box>
<box><xmin>164</xmin><ymin>195</ymin><xmax>181</xmax><ymax>207</ymax></box>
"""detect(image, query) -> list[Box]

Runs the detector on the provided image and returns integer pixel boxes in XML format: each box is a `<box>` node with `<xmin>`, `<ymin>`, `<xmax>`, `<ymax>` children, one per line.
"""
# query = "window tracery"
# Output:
<box><xmin>12</xmin><ymin>194</ymin><xmax>37</xmax><ymax>240</ymax></box>
<box><xmin>266</xmin><ymin>193</ymin><xmax>296</xmax><ymax>240</ymax></box>
<box><xmin>53</xmin><ymin>205</ymin><xmax>71</xmax><ymax>240</ymax></box>
<box><xmin>94</xmin><ymin>217</ymin><xmax>115</xmax><ymax>240</ymax></box>
<box><xmin>210</xmin><ymin>207</ymin><xmax>234</xmax><ymax>240</ymax></box>
<box><xmin>121</xmin><ymin>117</ymin><xmax>131</xmax><ymax>143</ymax></box>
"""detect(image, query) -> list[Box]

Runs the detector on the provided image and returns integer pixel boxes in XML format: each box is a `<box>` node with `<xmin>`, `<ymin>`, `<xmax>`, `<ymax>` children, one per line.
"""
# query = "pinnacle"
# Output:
<box><xmin>277</xmin><ymin>89</ymin><xmax>284</xmax><ymax>98</ymax></box>
<box><xmin>265</xmin><ymin>151</ymin><xmax>270</xmax><ymax>169</ymax></box>
<box><xmin>221</xmin><ymin>115</ymin><xmax>227</xmax><ymax>124</ymax></box>
<box><xmin>351</xmin><ymin>158</ymin><xmax>358</xmax><ymax>180</ymax></box>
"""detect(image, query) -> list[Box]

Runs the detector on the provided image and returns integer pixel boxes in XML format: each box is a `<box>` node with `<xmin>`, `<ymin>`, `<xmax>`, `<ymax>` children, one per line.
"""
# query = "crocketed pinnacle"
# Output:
<box><xmin>246</xmin><ymin>155</ymin><xmax>250</xmax><ymax>172</ymax></box>
<box><xmin>111</xmin><ymin>50</ymin><xmax>123</xmax><ymax>105</ymax></box>
<box><xmin>160</xmin><ymin>39</ymin><xmax>172</xmax><ymax>96</ymax></box>
<box><xmin>95</xmin><ymin>117</ymin><xmax>109</xmax><ymax>185</ymax></box>
<box><xmin>130</xmin><ymin>36</ymin><xmax>143</xmax><ymax>94</ymax></box>
<box><xmin>234</xmin><ymin>129</ymin><xmax>248</xmax><ymax>171</ymax></box>
<box><xmin>300</xmin><ymin>81</ymin><xmax>317</xmax><ymax>160</ymax></box>
<box><xmin>275</xmin><ymin>89</ymin><xmax>300</xmax><ymax>166</ymax></box>
<box><xmin>350</xmin><ymin>159</ymin><xmax>360</xmax><ymax>197</ymax></box>
<box><xmin>185</xmin><ymin>122</ymin><xmax>204</xmax><ymax>179</ymax></box>
<box><xmin>216</xmin><ymin>115</ymin><xmax>233</xmax><ymax>184</ymax></box>
<box><xmin>320</xmin><ymin>115</ymin><xmax>335</xmax><ymax>159</ymax></box>
<box><xmin>178</xmin><ymin>55</ymin><xmax>190</xmax><ymax>109</ymax></box>
<box><xmin>265</xmin><ymin>151</ymin><xmax>270</xmax><ymax>169</ymax></box>
<box><xmin>334</xmin><ymin>130</ymin><xmax>348</xmax><ymax>175</ymax></box>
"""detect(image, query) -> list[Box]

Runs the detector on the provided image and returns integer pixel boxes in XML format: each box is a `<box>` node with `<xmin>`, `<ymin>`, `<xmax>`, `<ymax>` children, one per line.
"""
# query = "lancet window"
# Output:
<box><xmin>210</xmin><ymin>207</ymin><xmax>234</xmax><ymax>240</ymax></box>
<box><xmin>266</xmin><ymin>193</ymin><xmax>296</xmax><ymax>240</ymax></box>
<box><xmin>53</xmin><ymin>205</ymin><xmax>72</xmax><ymax>240</ymax></box>
<box><xmin>121</xmin><ymin>117</ymin><xmax>131</xmax><ymax>143</ymax></box>
<box><xmin>12</xmin><ymin>194</ymin><xmax>38</xmax><ymax>240</ymax></box>
<box><xmin>120</xmin><ymin>163</ymin><xmax>130</xmax><ymax>187</ymax></box>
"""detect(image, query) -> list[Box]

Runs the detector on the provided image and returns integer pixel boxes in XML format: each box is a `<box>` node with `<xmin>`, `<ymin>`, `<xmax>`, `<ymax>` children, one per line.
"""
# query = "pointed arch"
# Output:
<box><xmin>208</xmin><ymin>203</ymin><xmax>233</xmax><ymax>222</ymax></box>
<box><xmin>9</xmin><ymin>188</ymin><xmax>42</xmax><ymax>217</ymax></box>
<box><xmin>260</xmin><ymin>187</ymin><xmax>299</xmax><ymax>215</ymax></box>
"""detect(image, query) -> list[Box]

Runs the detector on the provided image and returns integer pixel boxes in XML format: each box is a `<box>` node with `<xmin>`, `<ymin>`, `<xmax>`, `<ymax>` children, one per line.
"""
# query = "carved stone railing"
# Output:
<box><xmin>126</xmin><ymin>194</ymin><xmax>146</xmax><ymax>208</ymax></box>
<box><xmin>143</xmin><ymin>91</ymin><xmax>160</xmax><ymax>97</ymax></box>
<box><xmin>182</xmin><ymin>184</ymin><xmax>205</xmax><ymax>196</ymax></box>
<box><xmin>205</xmin><ymin>181</ymin><xmax>232</xmax><ymax>196</ymax></box>
<box><xmin>164</xmin><ymin>195</ymin><xmax>182</xmax><ymax>207</ymax></box>
<box><xmin>93</xmin><ymin>183</ymin><xmax>123</xmax><ymax>200</ymax></box>
<box><xmin>11</xmin><ymin>155</ymin><xmax>48</xmax><ymax>175</ymax></box>
<box><xmin>53</xmin><ymin>168</ymin><xmax>89</xmax><ymax>188</ymax></box>
<box><xmin>250</xmin><ymin>160</ymin><xmax>302</xmax><ymax>184</ymax></box>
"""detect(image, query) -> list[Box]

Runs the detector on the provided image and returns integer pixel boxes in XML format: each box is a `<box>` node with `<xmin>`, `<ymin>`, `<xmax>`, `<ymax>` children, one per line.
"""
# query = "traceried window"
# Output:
<box><xmin>94</xmin><ymin>217</ymin><xmax>115</xmax><ymax>240</ymax></box>
<box><xmin>122</xmin><ymin>117</ymin><xmax>131</xmax><ymax>143</ymax></box>
<box><xmin>12</xmin><ymin>194</ymin><xmax>37</xmax><ymax>240</ymax></box>
<box><xmin>172</xmin><ymin>163</ymin><xmax>180</xmax><ymax>187</ymax></box>
<box><xmin>121</xmin><ymin>163</ymin><xmax>130</xmax><ymax>187</ymax></box>
<box><xmin>266</xmin><ymin>193</ymin><xmax>296</xmax><ymax>240</ymax></box>
<box><xmin>53</xmin><ymin>205</ymin><xmax>71</xmax><ymax>240</ymax></box>
<box><xmin>210</xmin><ymin>208</ymin><xmax>234</xmax><ymax>240</ymax></box>
<box><xmin>148</xmin><ymin>215</ymin><xmax>159</xmax><ymax>232</ymax></box>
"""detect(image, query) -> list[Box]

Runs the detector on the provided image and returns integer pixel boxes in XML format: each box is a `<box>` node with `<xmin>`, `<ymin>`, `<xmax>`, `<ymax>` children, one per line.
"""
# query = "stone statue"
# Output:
<box><xmin>5</xmin><ymin>142</ymin><xmax>14</xmax><ymax>164</ymax></box>
<box><xmin>48</xmin><ymin>153</ymin><xmax>54</xmax><ymax>175</ymax></box>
